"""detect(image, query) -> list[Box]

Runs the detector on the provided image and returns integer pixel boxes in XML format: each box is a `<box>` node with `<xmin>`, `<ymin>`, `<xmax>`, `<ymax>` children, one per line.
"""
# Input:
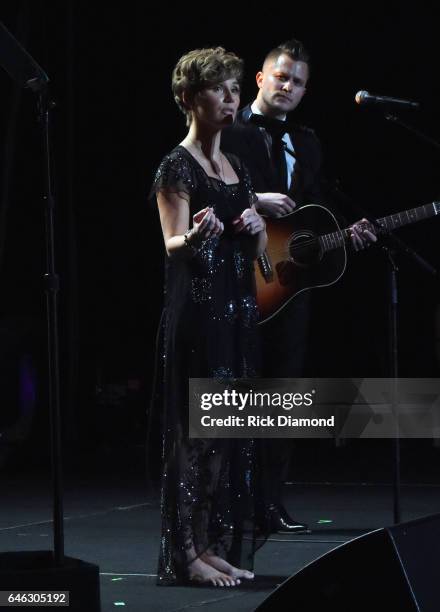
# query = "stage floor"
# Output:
<box><xmin>2</xmin><ymin>457</ymin><xmax>440</xmax><ymax>611</ymax></box>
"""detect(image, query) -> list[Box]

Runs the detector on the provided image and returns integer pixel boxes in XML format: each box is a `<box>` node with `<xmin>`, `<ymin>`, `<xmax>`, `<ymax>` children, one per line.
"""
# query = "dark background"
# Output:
<box><xmin>1</xmin><ymin>2</ymin><xmax>439</xmax><ymax>483</ymax></box>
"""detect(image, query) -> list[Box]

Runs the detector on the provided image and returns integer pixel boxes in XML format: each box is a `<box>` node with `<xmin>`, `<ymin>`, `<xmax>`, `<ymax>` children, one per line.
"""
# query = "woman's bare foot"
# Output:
<box><xmin>188</xmin><ymin>557</ymin><xmax>238</xmax><ymax>587</ymax></box>
<box><xmin>201</xmin><ymin>552</ymin><xmax>254</xmax><ymax>582</ymax></box>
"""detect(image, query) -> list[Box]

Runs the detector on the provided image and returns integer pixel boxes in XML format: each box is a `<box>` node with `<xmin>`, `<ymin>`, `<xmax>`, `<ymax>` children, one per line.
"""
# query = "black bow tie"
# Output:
<box><xmin>249</xmin><ymin>113</ymin><xmax>289</xmax><ymax>139</ymax></box>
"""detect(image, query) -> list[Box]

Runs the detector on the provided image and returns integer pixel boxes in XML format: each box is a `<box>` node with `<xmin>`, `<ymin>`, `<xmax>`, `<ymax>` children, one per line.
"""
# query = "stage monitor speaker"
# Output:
<box><xmin>0</xmin><ymin>551</ymin><xmax>100</xmax><ymax>611</ymax></box>
<box><xmin>256</xmin><ymin>513</ymin><xmax>440</xmax><ymax>612</ymax></box>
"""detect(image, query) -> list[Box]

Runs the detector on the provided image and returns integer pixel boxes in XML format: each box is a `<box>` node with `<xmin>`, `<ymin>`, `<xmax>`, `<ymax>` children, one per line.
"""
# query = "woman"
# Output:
<box><xmin>151</xmin><ymin>47</ymin><xmax>267</xmax><ymax>587</ymax></box>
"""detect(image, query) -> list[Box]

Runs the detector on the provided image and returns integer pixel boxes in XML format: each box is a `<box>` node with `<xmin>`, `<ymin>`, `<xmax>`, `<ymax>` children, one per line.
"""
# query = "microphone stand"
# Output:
<box><xmin>0</xmin><ymin>16</ymin><xmax>64</xmax><ymax>567</ymax></box>
<box><xmin>0</xmin><ymin>20</ymin><xmax>100</xmax><ymax>609</ymax></box>
<box><xmin>384</xmin><ymin>113</ymin><xmax>440</xmax><ymax>152</ymax></box>
<box><xmin>38</xmin><ymin>81</ymin><xmax>65</xmax><ymax>565</ymax></box>
<box><xmin>327</xmin><ymin>171</ymin><xmax>437</xmax><ymax>526</ymax></box>
<box><xmin>382</xmin><ymin>112</ymin><xmax>440</xmax><ymax>523</ymax></box>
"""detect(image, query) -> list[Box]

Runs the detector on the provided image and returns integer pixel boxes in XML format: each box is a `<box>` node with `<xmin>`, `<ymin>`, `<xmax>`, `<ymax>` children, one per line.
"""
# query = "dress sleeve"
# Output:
<box><xmin>151</xmin><ymin>150</ymin><xmax>195</xmax><ymax>200</ymax></box>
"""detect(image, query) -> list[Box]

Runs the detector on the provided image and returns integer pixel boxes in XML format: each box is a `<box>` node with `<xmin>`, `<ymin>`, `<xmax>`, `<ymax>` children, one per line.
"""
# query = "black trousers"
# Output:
<box><xmin>260</xmin><ymin>293</ymin><xmax>311</xmax><ymax>506</ymax></box>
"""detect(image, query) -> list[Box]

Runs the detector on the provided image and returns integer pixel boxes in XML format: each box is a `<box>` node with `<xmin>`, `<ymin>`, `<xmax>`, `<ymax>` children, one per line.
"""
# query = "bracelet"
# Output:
<box><xmin>183</xmin><ymin>230</ymin><xmax>199</xmax><ymax>255</ymax></box>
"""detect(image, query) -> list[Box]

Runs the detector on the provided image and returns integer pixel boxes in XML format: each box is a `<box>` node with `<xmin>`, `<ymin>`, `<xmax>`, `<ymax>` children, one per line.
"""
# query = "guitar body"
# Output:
<box><xmin>255</xmin><ymin>204</ymin><xmax>347</xmax><ymax>323</ymax></box>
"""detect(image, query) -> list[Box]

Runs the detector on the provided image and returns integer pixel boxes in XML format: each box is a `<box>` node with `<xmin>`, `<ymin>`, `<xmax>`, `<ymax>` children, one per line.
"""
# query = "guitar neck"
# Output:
<box><xmin>319</xmin><ymin>201</ymin><xmax>440</xmax><ymax>252</ymax></box>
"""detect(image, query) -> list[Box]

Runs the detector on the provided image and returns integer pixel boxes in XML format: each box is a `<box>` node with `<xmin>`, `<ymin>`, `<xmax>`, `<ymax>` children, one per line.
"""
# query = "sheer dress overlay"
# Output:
<box><xmin>151</xmin><ymin>146</ymin><xmax>267</xmax><ymax>585</ymax></box>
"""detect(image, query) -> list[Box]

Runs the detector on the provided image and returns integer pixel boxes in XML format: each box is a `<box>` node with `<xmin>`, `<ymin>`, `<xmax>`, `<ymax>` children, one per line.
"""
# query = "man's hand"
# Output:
<box><xmin>255</xmin><ymin>192</ymin><xmax>296</xmax><ymax>218</ymax></box>
<box><xmin>349</xmin><ymin>218</ymin><xmax>377</xmax><ymax>251</ymax></box>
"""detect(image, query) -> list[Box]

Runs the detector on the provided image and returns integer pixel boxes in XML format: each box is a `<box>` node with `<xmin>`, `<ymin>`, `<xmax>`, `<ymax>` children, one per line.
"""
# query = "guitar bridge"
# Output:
<box><xmin>257</xmin><ymin>251</ymin><xmax>274</xmax><ymax>283</ymax></box>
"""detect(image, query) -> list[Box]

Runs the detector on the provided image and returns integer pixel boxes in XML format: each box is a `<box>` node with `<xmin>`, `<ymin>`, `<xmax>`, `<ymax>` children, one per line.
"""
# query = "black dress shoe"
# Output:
<box><xmin>267</xmin><ymin>504</ymin><xmax>310</xmax><ymax>534</ymax></box>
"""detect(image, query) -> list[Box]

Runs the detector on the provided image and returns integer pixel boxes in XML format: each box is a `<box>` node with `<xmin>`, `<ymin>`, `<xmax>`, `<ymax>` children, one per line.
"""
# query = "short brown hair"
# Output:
<box><xmin>263</xmin><ymin>38</ymin><xmax>311</xmax><ymax>70</ymax></box>
<box><xmin>172</xmin><ymin>47</ymin><xmax>243</xmax><ymax>125</ymax></box>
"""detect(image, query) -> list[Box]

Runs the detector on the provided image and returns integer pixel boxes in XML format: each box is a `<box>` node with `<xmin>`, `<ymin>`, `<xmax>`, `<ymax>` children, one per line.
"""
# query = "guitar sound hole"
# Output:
<box><xmin>289</xmin><ymin>231</ymin><xmax>321</xmax><ymax>267</ymax></box>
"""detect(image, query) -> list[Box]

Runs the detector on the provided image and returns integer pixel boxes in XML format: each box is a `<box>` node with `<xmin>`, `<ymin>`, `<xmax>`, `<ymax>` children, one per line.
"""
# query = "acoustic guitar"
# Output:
<box><xmin>256</xmin><ymin>202</ymin><xmax>440</xmax><ymax>324</ymax></box>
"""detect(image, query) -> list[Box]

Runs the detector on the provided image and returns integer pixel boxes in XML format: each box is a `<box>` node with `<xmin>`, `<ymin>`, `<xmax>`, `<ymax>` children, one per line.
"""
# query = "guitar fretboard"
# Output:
<box><xmin>319</xmin><ymin>202</ymin><xmax>440</xmax><ymax>252</ymax></box>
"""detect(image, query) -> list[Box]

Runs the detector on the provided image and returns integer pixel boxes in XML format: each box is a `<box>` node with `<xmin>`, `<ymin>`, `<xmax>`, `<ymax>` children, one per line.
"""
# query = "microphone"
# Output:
<box><xmin>355</xmin><ymin>90</ymin><xmax>420</xmax><ymax>110</ymax></box>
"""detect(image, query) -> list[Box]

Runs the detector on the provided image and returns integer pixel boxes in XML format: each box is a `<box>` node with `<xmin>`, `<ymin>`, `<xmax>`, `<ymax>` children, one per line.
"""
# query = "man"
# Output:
<box><xmin>223</xmin><ymin>39</ymin><xmax>376</xmax><ymax>533</ymax></box>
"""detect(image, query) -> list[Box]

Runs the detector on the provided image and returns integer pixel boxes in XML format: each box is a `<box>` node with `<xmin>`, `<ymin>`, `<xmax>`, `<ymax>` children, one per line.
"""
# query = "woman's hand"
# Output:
<box><xmin>232</xmin><ymin>205</ymin><xmax>266</xmax><ymax>235</ymax></box>
<box><xmin>190</xmin><ymin>207</ymin><xmax>224</xmax><ymax>244</ymax></box>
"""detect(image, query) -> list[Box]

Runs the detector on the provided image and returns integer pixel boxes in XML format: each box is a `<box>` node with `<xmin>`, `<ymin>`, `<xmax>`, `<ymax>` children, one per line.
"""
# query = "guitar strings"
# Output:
<box><xmin>267</xmin><ymin>239</ymin><xmax>317</xmax><ymax>258</ymax></box>
<box><xmin>266</xmin><ymin>234</ymin><xmax>344</xmax><ymax>259</ymax></box>
<box><xmin>261</xmin><ymin>205</ymin><xmax>430</xmax><ymax>260</ymax></box>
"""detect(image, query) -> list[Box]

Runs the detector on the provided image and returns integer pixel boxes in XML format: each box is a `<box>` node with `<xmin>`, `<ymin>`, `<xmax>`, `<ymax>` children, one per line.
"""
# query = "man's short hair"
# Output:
<box><xmin>172</xmin><ymin>47</ymin><xmax>243</xmax><ymax>126</ymax></box>
<box><xmin>263</xmin><ymin>38</ymin><xmax>310</xmax><ymax>70</ymax></box>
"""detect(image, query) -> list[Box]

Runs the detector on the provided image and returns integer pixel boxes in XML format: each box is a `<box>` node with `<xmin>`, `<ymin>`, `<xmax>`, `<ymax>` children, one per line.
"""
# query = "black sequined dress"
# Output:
<box><xmin>151</xmin><ymin>146</ymin><xmax>265</xmax><ymax>585</ymax></box>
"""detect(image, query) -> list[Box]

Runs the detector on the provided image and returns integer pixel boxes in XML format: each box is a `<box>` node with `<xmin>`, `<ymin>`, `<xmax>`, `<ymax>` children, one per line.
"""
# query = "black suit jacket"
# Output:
<box><xmin>222</xmin><ymin>104</ymin><xmax>325</xmax><ymax>206</ymax></box>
